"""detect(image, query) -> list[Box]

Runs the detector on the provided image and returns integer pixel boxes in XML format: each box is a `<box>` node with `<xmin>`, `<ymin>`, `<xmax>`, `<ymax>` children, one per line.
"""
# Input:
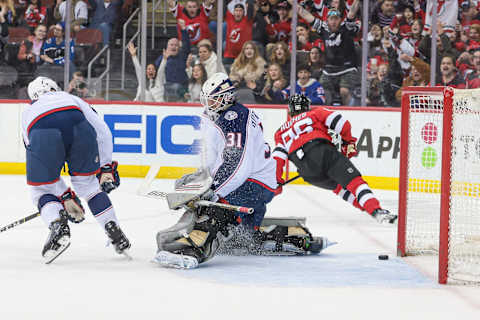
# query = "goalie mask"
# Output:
<box><xmin>288</xmin><ymin>94</ymin><xmax>311</xmax><ymax>116</ymax></box>
<box><xmin>28</xmin><ymin>76</ymin><xmax>61</xmax><ymax>101</ymax></box>
<box><xmin>200</xmin><ymin>72</ymin><xmax>236</xmax><ymax>120</ymax></box>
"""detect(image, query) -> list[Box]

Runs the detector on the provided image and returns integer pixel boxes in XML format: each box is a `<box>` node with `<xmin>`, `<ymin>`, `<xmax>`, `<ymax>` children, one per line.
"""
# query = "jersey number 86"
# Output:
<box><xmin>281</xmin><ymin>117</ymin><xmax>313</xmax><ymax>151</ymax></box>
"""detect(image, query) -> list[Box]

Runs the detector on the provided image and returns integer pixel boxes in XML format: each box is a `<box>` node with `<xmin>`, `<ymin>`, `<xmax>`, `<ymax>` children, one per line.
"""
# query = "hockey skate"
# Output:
<box><xmin>42</xmin><ymin>212</ymin><xmax>71</xmax><ymax>264</ymax></box>
<box><xmin>105</xmin><ymin>221</ymin><xmax>131</xmax><ymax>258</ymax></box>
<box><xmin>372</xmin><ymin>209</ymin><xmax>397</xmax><ymax>224</ymax></box>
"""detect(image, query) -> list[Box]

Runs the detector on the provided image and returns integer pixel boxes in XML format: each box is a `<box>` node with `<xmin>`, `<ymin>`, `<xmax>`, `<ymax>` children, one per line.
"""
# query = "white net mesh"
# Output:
<box><xmin>447</xmin><ymin>89</ymin><xmax>480</xmax><ymax>283</ymax></box>
<box><xmin>405</xmin><ymin>93</ymin><xmax>444</xmax><ymax>255</ymax></box>
<box><xmin>404</xmin><ymin>88</ymin><xmax>480</xmax><ymax>284</ymax></box>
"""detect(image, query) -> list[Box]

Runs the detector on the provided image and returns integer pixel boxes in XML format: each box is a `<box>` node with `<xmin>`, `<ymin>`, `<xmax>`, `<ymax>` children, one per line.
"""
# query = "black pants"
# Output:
<box><xmin>289</xmin><ymin>139</ymin><xmax>361</xmax><ymax>190</ymax></box>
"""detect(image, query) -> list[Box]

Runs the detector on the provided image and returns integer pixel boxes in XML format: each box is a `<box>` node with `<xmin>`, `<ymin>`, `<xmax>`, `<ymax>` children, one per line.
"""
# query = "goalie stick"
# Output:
<box><xmin>0</xmin><ymin>212</ymin><xmax>40</xmax><ymax>233</ymax></box>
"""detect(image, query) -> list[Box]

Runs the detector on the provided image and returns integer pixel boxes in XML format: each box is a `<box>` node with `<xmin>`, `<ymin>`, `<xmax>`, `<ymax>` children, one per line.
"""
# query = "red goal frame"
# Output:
<box><xmin>397</xmin><ymin>86</ymin><xmax>453</xmax><ymax>284</ymax></box>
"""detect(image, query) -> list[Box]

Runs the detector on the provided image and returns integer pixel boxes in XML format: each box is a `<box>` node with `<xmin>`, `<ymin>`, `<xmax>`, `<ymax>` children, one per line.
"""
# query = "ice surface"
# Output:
<box><xmin>1</xmin><ymin>175</ymin><xmax>479</xmax><ymax>319</ymax></box>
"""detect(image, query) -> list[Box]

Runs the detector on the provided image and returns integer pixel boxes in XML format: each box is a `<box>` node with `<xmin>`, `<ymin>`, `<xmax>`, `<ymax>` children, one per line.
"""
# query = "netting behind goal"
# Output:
<box><xmin>398</xmin><ymin>87</ymin><xmax>480</xmax><ymax>284</ymax></box>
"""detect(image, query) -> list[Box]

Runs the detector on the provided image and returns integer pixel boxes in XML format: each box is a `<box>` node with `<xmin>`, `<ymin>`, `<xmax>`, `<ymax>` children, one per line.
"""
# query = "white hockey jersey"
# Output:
<box><xmin>202</xmin><ymin>103</ymin><xmax>277</xmax><ymax>198</ymax></box>
<box><xmin>21</xmin><ymin>91</ymin><xmax>113</xmax><ymax>166</ymax></box>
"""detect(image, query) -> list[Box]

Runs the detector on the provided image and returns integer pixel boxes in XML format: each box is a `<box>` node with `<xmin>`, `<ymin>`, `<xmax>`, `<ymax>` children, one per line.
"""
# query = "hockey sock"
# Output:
<box><xmin>38</xmin><ymin>194</ymin><xmax>64</xmax><ymax>226</ymax></box>
<box><xmin>345</xmin><ymin>177</ymin><xmax>380</xmax><ymax>214</ymax></box>
<box><xmin>87</xmin><ymin>191</ymin><xmax>119</xmax><ymax>229</ymax></box>
<box><xmin>333</xmin><ymin>185</ymin><xmax>364</xmax><ymax>211</ymax></box>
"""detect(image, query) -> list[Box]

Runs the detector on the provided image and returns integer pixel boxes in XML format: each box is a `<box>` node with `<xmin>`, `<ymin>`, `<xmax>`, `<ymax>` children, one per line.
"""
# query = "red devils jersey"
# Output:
<box><xmin>266</xmin><ymin>19</ymin><xmax>291</xmax><ymax>42</ymax></box>
<box><xmin>224</xmin><ymin>10</ymin><xmax>253</xmax><ymax>59</ymax></box>
<box><xmin>172</xmin><ymin>3</ymin><xmax>211</xmax><ymax>45</ymax></box>
<box><xmin>273</xmin><ymin>108</ymin><xmax>355</xmax><ymax>161</ymax></box>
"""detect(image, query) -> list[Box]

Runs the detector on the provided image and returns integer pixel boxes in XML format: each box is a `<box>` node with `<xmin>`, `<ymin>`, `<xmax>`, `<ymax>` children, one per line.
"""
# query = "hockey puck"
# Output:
<box><xmin>378</xmin><ymin>255</ymin><xmax>389</xmax><ymax>260</ymax></box>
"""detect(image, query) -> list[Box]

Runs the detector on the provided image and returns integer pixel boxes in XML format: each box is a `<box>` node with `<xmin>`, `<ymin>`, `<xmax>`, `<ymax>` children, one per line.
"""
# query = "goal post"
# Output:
<box><xmin>398</xmin><ymin>86</ymin><xmax>480</xmax><ymax>285</ymax></box>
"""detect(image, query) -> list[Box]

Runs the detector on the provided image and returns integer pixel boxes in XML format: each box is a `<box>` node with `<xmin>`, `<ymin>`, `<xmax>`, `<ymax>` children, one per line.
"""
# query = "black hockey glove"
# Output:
<box><xmin>97</xmin><ymin>161</ymin><xmax>120</xmax><ymax>193</ymax></box>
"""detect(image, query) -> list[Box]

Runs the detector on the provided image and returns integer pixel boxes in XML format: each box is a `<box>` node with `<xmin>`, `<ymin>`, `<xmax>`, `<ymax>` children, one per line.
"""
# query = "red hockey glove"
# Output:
<box><xmin>96</xmin><ymin>161</ymin><xmax>120</xmax><ymax>193</ymax></box>
<box><xmin>341</xmin><ymin>138</ymin><xmax>358</xmax><ymax>158</ymax></box>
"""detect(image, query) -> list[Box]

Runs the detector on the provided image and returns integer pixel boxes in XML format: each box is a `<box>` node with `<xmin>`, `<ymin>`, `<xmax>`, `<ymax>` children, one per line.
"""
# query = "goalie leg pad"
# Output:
<box><xmin>155</xmin><ymin>207</ymin><xmax>237</xmax><ymax>268</ymax></box>
<box><xmin>258</xmin><ymin>217</ymin><xmax>336</xmax><ymax>255</ymax></box>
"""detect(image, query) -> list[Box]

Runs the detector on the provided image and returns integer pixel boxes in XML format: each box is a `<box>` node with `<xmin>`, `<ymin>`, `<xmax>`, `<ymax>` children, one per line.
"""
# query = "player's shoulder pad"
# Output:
<box><xmin>216</xmin><ymin>103</ymin><xmax>249</xmax><ymax>134</ymax></box>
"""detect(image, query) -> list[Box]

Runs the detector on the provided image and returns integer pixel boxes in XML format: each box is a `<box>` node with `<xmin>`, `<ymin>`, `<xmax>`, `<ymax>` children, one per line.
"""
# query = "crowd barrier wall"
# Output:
<box><xmin>0</xmin><ymin>100</ymin><xmax>401</xmax><ymax>190</ymax></box>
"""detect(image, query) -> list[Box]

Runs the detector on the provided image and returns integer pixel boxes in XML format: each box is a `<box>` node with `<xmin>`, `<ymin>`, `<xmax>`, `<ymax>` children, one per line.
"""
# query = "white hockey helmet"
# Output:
<box><xmin>200</xmin><ymin>72</ymin><xmax>236</xmax><ymax>120</ymax></box>
<box><xmin>27</xmin><ymin>76</ymin><xmax>61</xmax><ymax>101</ymax></box>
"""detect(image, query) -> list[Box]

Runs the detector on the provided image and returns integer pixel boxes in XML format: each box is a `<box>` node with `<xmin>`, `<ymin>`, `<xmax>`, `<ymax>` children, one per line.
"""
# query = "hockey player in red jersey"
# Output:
<box><xmin>273</xmin><ymin>94</ymin><xmax>397</xmax><ymax>224</ymax></box>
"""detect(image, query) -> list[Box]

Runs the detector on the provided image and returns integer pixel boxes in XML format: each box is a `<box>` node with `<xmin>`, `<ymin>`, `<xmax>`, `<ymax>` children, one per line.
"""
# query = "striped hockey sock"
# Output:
<box><xmin>87</xmin><ymin>191</ymin><xmax>118</xmax><ymax>228</ymax></box>
<box><xmin>333</xmin><ymin>185</ymin><xmax>364</xmax><ymax>211</ymax></box>
<box><xmin>345</xmin><ymin>177</ymin><xmax>380</xmax><ymax>215</ymax></box>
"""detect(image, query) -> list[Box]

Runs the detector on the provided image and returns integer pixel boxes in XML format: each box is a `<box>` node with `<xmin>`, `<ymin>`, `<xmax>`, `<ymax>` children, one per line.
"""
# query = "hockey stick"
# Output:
<box><xmin>279</xmin><ymin>175</ymin><xmax>302</xmax><ymax>186</ymax></box>
<box><xmin>0</xmin><ymin>212</ymin><xmax>40</xmax><ymax>233</ymax></box>
<box><xmin>195</xmin><ymin>200</ymin><xmax>254</xmax><ymax>214</ymax></box>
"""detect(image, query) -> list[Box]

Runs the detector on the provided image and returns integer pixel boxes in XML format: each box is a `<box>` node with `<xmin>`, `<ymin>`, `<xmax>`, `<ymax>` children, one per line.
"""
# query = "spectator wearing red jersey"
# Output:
<box><xmin>390</xmin><ymin>4</ymin><xmax>419</xmax><ymax>39</ymax></box>
<box><xmin>436</xmin><ymin>55</ymin><xmax>466</xmax><ymax>88</ymax></box>
<box><xmin>266</xmin><ymin>0</ymin><xmax>291</xmax><ymax>43</ymax></box>
<box><xmin>24</xmin><ymin>0</ymin><xmax>46</xmax><ymax>30</ymax></box>
<box><xmin>224</xmin><ymin>0</ymin><xmax>255</xmax><ymax>66</ymax></box>
<box><xmin>460</xmin><ymin>0</ymin><xmax>480</xmax><ymax>35</ymax></box>
<box><xmin>465</xmin><ymin>49</ymin><xmax>480</xmax><ymax>88</ymax></box>
<box><xmin>456</xmin><ymin>23</ymin><xmax>480</xmax><ymax>52</ymax></box>
<box><xmin>168</xmin><ymin>0</ymin><xmax>214</xmax><ymax>46</ymax></box>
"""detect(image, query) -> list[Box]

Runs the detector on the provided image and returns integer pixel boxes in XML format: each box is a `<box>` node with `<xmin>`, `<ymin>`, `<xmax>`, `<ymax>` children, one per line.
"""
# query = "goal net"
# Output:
<box><xmin>398</xmin><ymin>87</ymin><xmax>480</xmax><ymax>284</ymax></box>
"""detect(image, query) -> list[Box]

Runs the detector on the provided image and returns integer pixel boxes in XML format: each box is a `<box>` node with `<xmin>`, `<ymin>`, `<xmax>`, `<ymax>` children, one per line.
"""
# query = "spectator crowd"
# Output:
<box><xmin>0</xmin><ymin>0</ymin><xmax>135</xmax><ymax>97</ymax></box>
<box><xmin>2</xmin><ymin>0</ymin><xmax>480</xmax><ymax>105</ymax></box>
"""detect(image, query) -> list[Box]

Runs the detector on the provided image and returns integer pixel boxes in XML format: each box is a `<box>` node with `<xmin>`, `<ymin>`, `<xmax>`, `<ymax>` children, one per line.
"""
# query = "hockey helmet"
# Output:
<box><xmin>288</xmin><ymin>94</ymin><xmax>311</xmax><ymax>116</ymax></box>
<box><xmin>27</xmin><ymin>76</ymin><xmax>61</xmax><ymax>101</ymax></box>
<box><xmin>200</xmin><ymin>72</ymin><xmax>236</xmax><ymax>120</ymax></box>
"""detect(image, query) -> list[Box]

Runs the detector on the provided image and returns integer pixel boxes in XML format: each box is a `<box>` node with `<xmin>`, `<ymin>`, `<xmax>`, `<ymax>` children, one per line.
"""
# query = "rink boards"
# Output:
<box><xmin>0</xmin><ymin>101</ymin><xmax>401</xmax><ymax>190</ymax></box>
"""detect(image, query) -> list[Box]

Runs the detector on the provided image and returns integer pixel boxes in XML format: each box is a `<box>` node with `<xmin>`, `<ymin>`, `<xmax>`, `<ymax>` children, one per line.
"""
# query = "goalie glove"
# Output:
<box><xmin>59</xmin><ymin>188</ymin><xmax>85</xmax><ymax>223</ymax></box>
<box><xmin>96</xmin><ymin>161</ymin><xmax>120</xmax><ymax>193</ymax></box>
<box><xmin>341</xmin><ymin>138</ymin><xmax>358</xmax><ymax>158</ymax></box>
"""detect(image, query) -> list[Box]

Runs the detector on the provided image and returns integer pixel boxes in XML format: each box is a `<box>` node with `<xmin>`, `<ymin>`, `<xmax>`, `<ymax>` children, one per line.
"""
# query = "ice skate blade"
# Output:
<box><xmin>152</xmin><ymin>251</ymin><xmax>199</xmax><ymax>269</ymax></box>
<box><xmin>44</xmin><ymin>236</ymin><xmax>70</xmax><ymax>264</ymax></box>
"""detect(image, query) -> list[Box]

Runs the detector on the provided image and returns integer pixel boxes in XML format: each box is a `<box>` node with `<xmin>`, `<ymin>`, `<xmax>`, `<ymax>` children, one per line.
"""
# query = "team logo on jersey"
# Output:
<box><xmin>326</xmin><ymin>34</ymin><xmax>342</xmax><ymax>47</ymax></box>
<box><xmin>187</xmin><ymin>23</ymin><xmax>201</xmax><ymax>42</ymax></box>
<box><xmin>230</xmin><ymin>28</ymin><xmax>241</xmax><ymax>43</ymax></box>
<box><xmin>95</xmin><ymin>156</ymin><xmax>99</xmax><ymax>163</ymax></box>
<box><xmin>224</xmin><ymin>110</ymin><xmax>238</xmax><ymax>120</ymax></box>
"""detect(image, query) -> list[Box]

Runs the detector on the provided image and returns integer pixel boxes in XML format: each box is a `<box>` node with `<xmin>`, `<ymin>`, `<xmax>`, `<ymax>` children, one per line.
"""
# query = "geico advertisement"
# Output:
<box><xmin>92</xmin><ymin>105</ymin><xmax>286</xmax><ymax>167</ymax></box>
<box><xmin>338</xmin><ymin>110</ymin><xmax>401</xmax><ymax>178</ymax></box>
<box><xmin>93</xmin><ymin>105</ymin><xmax>204</xmax><ymax>167</ymax></box>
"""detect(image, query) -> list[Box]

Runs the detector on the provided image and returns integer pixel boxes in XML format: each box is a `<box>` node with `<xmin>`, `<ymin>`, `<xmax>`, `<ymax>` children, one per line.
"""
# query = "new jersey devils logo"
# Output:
<box><xmin>187</xmin><ymin>23</ymin><xmax>201</xmax><ymax>42</ymax></box>
<box><xmin>230</xmin><ymin>28</ymin><xmax>241</xmax><ymax>43</ymax></box>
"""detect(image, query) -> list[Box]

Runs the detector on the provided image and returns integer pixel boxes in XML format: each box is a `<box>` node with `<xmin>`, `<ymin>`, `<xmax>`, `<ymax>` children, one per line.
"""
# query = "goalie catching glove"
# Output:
<box><xmin>341</xmin><ymin>138</ymin><xmax>358</xmax><ymax>158</ymax></box>
<box><xmin>97</xmin><ymin>161</ymin><xmax>120</xmax><ymax>193</ymax></box>
<box><xmin>59</xmin><ymin>188</ymin><xmax>85</xmax><ymax>223</ymax></box>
